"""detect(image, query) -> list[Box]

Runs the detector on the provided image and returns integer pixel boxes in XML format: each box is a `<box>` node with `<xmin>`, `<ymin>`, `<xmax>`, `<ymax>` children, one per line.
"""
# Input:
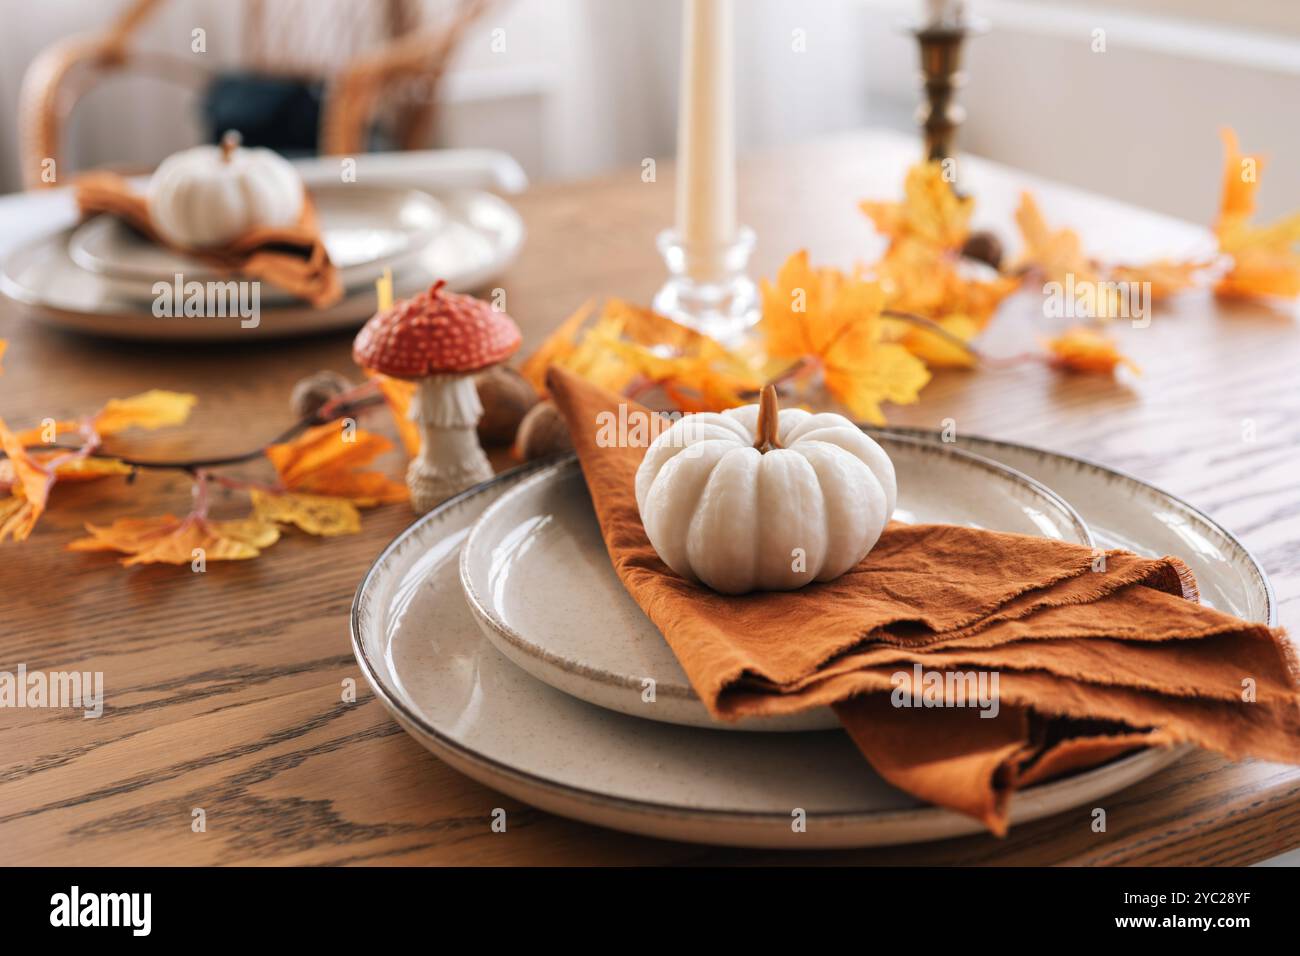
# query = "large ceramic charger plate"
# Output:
<box><xmin>460</xmin><ymin>435</ymin><xmax>1092</xmax><ymax>732</ymax></box>
<box><xmin>350</xmin><ymin>437</ymin><xmax>1273</xmax><ymax>849</ymax></box>
<box><xmin>0</xmin><ymin>189</ymin><xmax>523</xmax><ymax>341</ymax></box>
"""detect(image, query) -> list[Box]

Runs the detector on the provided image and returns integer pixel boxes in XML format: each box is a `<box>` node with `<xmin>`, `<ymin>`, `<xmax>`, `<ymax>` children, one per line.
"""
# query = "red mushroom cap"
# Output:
<box><xmin>352</xmin><ymin>280</ymin><xmax>522</xmax><ymax>378</ymax></box>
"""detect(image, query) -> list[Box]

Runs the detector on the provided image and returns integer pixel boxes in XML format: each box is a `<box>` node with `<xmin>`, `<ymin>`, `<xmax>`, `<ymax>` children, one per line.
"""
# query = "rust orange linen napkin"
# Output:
<box><xmin>547</xmin><ymin>367</ymin><xmax>1300</xmax><ymax>833</ymax></box>
<box><xmin>74</xmin><ymin>171</ymin><xmax>343</xmax><ymax>309</ymax></box>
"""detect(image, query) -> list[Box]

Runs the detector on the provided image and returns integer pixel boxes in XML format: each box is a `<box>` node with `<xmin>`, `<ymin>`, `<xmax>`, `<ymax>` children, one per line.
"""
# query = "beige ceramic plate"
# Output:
<box><xmin>353</xmin><ymin>437</ymin><xmax>1279</xmax><ymax>849</ymax></box>
<box><xmin>1</xmin><ymin>189</ymin><xmax>523</xmax><ymax>341</ymax></box>
<box><xmin>460</xmin><ymin>436</ymin><xmax>1092</xmax><ymax>732</ymax></box>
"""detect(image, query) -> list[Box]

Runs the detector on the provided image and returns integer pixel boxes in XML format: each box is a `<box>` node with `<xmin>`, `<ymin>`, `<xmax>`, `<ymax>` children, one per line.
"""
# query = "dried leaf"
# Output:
<box><xmin>760</xmin><ymin>251</ymin><xmax>930</xmax><ymax>423</ymax></box>
<box><xmin>1014</xmin><ymin>192</ymin><xmax>1097</xmax><ymax>286</ymax></box>
<box><xmin>0</xmin><ymin>339</ymin><xmax>6</xmax><ymax>374</ymax></box>
<box><xmin>14</xmin><ymin>420</ymin><xmax>79</xmax><ymax>446</ymax></box>
<box><xmin>39</xmin><ymin>454</ymin><xmax>133</xmax><ymax>482</ymax></box>
<box><xmin>1213</xmin><ymin>128</ymin><xmax>1300</xmax><ymax>299</ymax></box>
<box><xmin>861</xmin><ymin>162</ymin><xmax>973</xmax><ymax>251</ymax></box>
<box><xmin>0</xmin><ymin>417</ymin><xmax>52</xmax><ymax>542</ymax></box>
<box><xmin>519</xmin><ymin>299</ymin><xmax>759</xmax><ymax>413</ymax></box>
<box><xmin>1044</xmin><ymin>326</ymin><xmax>1140</xmax><ymax>376</ymax></box>
<box><xmin>249</xmin><ymin>488</ymin><xmax>362</xmax><ymax>536</ymax></box>
<box><xmin>266</xmin><ymin>420</ymin><xmax>407</xmax><ymax>505</ymax></box>
<box><xmin>885</xmin><ymin>313</ymin><xmax>980</xmax><ymax>369</ymax></box>
<box><xmin>872</xmin><ymin>237</ymin><xmax>1018</xmax><ymax>333</ymax></box>
<box><xmin>1109</xmin><ymin>260</ymin><xmax>1205</xmax><ymax>301</ymax></box>
<box><xmin>69</xmin><ymin>513</ymin><xmax>280</xmax><ymax>565</ymax></box>
<box><xmin>93</xmin><ymin>390</ymin><xmax>197</xmax><ymax>434</ymax></box>
<box><xmin>518</xmin><ymin>300</ymin><xmax>598</xmax><ymax>394</ymax></box>
<box><xmin>370</xmin><ymin>372</ymin><xmax>420</xmax><ymax>456</ymax></box>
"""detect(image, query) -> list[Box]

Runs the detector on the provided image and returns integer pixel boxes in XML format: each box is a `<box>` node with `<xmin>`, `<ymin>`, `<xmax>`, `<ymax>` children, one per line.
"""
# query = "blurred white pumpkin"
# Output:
<box><xmin>635</xmin><ymin>386</ymin><xmax>896</xmax><ymax>595</ymax></box>
<box><xmin>147</xmin><ymin>131</ymin><xmax>304</xmax><ymax>248</ymax></box>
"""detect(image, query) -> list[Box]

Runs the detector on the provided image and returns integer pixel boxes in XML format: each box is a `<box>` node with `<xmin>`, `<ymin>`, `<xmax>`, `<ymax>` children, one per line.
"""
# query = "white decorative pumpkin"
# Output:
<box><xmin>147</xmin><ymin>131</ymin><xmax>304</xmax><ymax>248</ymax></box>
<box><xmin>635</xmin><ymin>386</ymin><xmax>896</xmax><ymax>595</ymax></box>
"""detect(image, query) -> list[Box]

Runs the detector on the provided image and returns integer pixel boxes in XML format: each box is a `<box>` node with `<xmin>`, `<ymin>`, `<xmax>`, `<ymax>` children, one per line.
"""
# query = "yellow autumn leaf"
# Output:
<box><xmin>760</xmin><ymin>251</ymin><xmax>930</xmax><ymax>423</ymax></box>
<box><xmin>1213</xmin><ymin>128</ymin><xmax>1300</xmax><ymax>300</ymax></box>
<box><xmin>861</xmin><ymin>162</ymin><xmax>973</xmax><ymax>252</ymax></box>
<box><xmin>266</xmin><ymin>420</ymin><xmax>407</xmax><ymax>505</ymax></box>
<box><xmin>93</xmin><ymin>390</ymin><xmax>197</xmax><ymax>434</ymax></box>
<box><xmin>886</xmin><ymin>313</ymin><xmax>980</xmax><ymax>369</ymax></box>
<box><xmin>1044</xmin><ymin>326</ymin><xmax>1140</xmax><ymax>376</ymax></box>
<box><xmin>69</xmin><ymin>513</ymin><xmax>280</xmax><ymax>565</ymax></box>
<box><xmin>0</xmin><ymin>339</ymin><xmax>6</xmax><ymax>374</ymax></box>
<box><xmin>249</xmin><ymin>488</ymin><xmax>362</xmax><ymax>537</ymax></box>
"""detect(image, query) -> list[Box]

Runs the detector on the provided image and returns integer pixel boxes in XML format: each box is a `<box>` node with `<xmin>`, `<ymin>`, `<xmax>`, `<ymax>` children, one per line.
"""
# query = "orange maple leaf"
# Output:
<box><xmin>760</xmin><ymin>251</ymin><xmax>930</xmax><ymax>423</ymax></box>
<box><xmin>1044</xmin><ymin>327</ymin><xmax>1140</xmax><ymax>376</ymax></box>
<box><xmin>861</xmin><ymin>162</ymin><xmax>973</xmax><ymax>252</ymax></box>
<box><xmin>873</xmin><ymin>237</ymin><xmax>1018</xmax><ymax>331</ymax></box>
<box><xmin>1213</xmin><ymin>128</ymin><xmax>1300</xmax><ymax>300</ymax></box>
<box><xmin>0</xmin><ymin>417</ymin><xmax>53</xmax><ymax>542</ymax></box>
<box><xmin>69</xmin><ymin>514</ymin><xmax>280</xmax><ymax>565</ymax></box>
<box><xmin>518</xmin><ymin>300</ymin><xmax>598</xmax><ymax>395</ymax></box>
<box><xmin>369</xmin><ymin>372</ymin><xmax>421</xmax><ymax>456</ymax></box>
<box><xmin>1014</xmin><ymin>192</ymin><xmax>1098</xmax><ymax>287</ymax></box>
<box><xmin>265</xmin><ymin>420</ymin><xmax>407</xmax><ymax>505</ymax></box>
<box><xmin>518</xmin><ymin>299</ymin><xmax>760</xmax><ymax>413</ymax></box>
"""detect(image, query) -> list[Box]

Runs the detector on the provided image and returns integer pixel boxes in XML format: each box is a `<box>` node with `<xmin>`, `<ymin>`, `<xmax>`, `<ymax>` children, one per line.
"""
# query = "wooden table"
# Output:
<box><xmin>2</xmin><ymin>129</ymin><xmax>1298</xmax><ymax>866</ymax></box>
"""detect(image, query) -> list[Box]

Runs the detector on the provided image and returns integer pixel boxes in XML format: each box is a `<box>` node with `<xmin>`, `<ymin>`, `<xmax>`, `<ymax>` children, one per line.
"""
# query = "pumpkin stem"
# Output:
<box><xmin>753</xmin><ymin>384</ymin><xmax>782</xmax><ymax>452</ymax></box>
<box><xmin>220</xmin><ymin>130</ymin><xmax>242</xmax><ymax>162</ymax></box>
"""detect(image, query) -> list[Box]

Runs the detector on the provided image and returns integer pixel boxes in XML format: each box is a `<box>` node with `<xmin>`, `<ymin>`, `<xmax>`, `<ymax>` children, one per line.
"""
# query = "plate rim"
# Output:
<box><xmin>869</xmin><ymin>427</ymin><xmax>1277</xmax><ymax>627</ymax></box>
<box><xmin>457</xmin><ymin>435</ymin><xmax>1094</xmax><ymax>721</ymax></box>
<box><xmin>349</xmin><ymin>434</ymin><xmax>1277</xmax><ymax>839</ymax></box>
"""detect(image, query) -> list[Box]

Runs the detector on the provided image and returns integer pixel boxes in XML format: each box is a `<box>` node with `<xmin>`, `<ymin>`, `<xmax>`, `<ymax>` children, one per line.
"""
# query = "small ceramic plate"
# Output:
<box><xmin>355</xmin><ymin>437</ymin><xmax>1276</xmax><ymax>848</ymax></box>
<box><xmin>460</xmin><ymin>436</ymin><xmax>1092</xmax><ymax>732</ymax></box>
<box><xmin>67</xmin><ymin>185</ymin><xmax>445</xmax><ymax>298</ymax></box>
<box><xmin>1</xmin><ymin>189</ymin><xmax>524</xmax><ymax>341</ymax></box>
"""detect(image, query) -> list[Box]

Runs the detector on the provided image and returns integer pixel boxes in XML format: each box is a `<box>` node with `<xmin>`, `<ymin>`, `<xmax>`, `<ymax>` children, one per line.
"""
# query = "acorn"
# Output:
<box><xmin>476</xmin><ymin>365</ymin><xmax>539</xmax><ymax>446</ymax></box>
<box><xmin>290</xmin><ymin>370</ymin><xmax>352</xmax><ymax>419</ymax></box>
<box><xmin>513</xmin><ymin>400</ymin><xmax>572</xmax><ymax>460</ymax></box>
<box><xmin>960</xmin><ymin>230</ymin><xmax>1004</xmax><ymax>271</ymax></box>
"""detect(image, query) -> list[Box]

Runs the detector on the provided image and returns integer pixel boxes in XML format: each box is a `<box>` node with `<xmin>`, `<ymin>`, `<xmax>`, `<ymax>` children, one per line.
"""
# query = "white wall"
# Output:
<box><xmin>1</xmin><ymin>0</ymin><xmax>1299</xmax><ymax>225</ymax></box>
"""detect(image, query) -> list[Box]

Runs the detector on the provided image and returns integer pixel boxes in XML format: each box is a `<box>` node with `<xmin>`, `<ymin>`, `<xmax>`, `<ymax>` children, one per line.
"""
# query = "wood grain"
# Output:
<box><xmin>2</xmin><ymin>129</ymin><xmax>1299</xmax><ymax>866</ymax></box>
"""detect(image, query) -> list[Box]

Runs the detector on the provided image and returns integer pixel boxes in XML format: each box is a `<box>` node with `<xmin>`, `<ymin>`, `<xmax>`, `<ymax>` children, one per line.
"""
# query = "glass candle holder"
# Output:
<box><xmin>652</xmin><ymin>226</ymin><xmax>760</xmax><ymax>346</ymax></box>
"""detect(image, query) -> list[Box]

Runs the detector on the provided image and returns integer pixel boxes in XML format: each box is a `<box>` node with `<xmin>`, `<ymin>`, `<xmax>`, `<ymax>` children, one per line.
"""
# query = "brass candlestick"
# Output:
<box><xmin>908</xmin><ymin>17</ymin><xmax>988</xmax><ymax>163</ymax></box>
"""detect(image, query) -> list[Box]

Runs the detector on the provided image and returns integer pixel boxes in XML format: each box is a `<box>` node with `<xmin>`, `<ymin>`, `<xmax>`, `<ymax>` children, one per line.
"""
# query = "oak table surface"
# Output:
<box><xmin>2</xmin><ymin>129</ymin><xmax>1298</xmax><ymax>866</ymax></box>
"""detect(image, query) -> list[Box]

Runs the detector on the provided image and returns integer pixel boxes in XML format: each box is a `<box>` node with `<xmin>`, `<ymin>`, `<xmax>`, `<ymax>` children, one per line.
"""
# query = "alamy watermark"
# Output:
<box><xmin>1043</xmin><ymin>274</ymin><xmax>1151</xmax><ymax>328</ymax></box>
<box><xmin>152</xmin><ymin>274</ymin><xmax>261</xmax><ymax>329</ymax></box>
<box><xmin>890</xmin><ymin>664</ymin><xmax>1000</xmax><ymax>718</ymax></box>
<box><xmin>0</xmin><ymin>664</ymin><xmax>103</xmax><ymax>718</ymax></box>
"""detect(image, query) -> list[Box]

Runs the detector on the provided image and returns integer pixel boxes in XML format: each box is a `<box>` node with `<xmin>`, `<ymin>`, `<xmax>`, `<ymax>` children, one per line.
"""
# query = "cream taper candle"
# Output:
<box><xmin>675</xmin><ymin>0</ymin><xmax>736</xmax><ymax>280</ymax></box>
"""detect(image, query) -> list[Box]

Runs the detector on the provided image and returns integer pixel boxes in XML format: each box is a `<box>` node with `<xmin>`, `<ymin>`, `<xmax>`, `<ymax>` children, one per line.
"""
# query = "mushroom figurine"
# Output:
<box><xmin>353</xmin><ymin>280</ymin><xmax>522</xmax><ymax>513</ymax></box>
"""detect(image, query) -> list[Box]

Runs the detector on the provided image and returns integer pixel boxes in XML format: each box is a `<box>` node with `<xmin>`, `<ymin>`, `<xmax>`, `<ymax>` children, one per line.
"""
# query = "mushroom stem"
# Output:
<box><xmin>406</xmin><ymin>374</ymin><xmax>493</xmax><ymax>513</ymax></box>
<box><xmin>753</xmin><ymin>384</ymin><xmax>782</xmax><ymax>452</ymax></box>
<box><xmin>220</xmin><ymin>130</ymin><xmax>242</xmax><ymax>162</ymax></box>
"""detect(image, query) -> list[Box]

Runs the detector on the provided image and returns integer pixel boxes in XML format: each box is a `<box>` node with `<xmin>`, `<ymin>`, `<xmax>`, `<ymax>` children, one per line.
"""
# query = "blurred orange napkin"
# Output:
<box><xmin>74</xmin><ymin>171</ymin><xmax>343</xmax><ymax>309</ymax></box>
<box><xmin>547</xmin><ymin>367</ymin><xmax>1300</xmax><ymax>833</ymax></box>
